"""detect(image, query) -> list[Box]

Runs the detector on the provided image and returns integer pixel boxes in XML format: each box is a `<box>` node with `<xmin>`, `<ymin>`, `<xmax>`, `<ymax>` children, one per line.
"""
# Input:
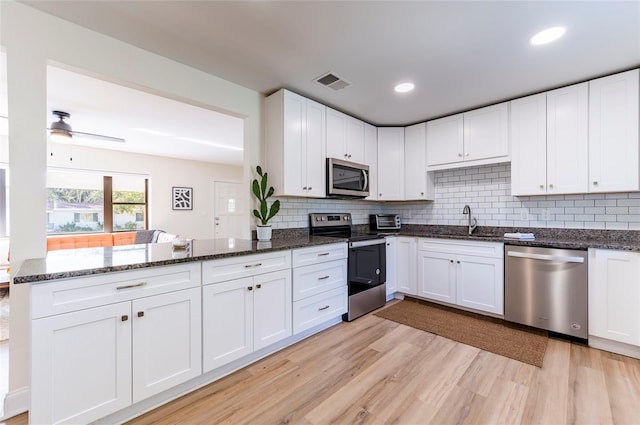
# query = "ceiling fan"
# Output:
<box><xmin>49</xmin><ymin>110</ymin><xmax>125</xmax><ymax>144</ymax></box>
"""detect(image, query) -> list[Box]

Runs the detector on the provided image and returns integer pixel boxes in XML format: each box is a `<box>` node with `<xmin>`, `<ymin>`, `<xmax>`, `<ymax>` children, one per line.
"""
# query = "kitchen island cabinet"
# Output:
<box><xmin>30</xmin><ymin>263</ymin><xmax>202</xmax><ymax>425</ymax></box>
<box><xmin>202</xmin><ymin>251</ymin><xmax>292</xmax><ymax>372</ymax></box>
<box><xmin>588</xmin><ymin>248</ymin><xmax>640</xmax><ymax>359</ymax></box>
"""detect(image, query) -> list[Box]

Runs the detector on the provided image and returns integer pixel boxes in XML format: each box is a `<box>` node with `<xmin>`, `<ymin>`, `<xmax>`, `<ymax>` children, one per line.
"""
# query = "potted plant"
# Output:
<box><xmin>252</xmin><ymin>165</ymin><xmax>280</xmax><ymax>241</ymax></box>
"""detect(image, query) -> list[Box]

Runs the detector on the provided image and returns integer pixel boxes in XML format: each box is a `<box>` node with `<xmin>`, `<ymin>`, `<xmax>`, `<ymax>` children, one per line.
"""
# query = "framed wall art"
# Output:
<box><xmin>172</xmin><ymin>186</ymin><xmax>193</xmax><ymax>210</ymax></box>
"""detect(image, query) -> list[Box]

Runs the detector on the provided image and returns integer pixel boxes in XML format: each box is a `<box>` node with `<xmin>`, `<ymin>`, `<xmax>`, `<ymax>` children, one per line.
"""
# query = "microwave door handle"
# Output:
<box><xmin>362</xmin><ymin>169</ymin><xmax>368</xmax><ymax>191</ymax></box>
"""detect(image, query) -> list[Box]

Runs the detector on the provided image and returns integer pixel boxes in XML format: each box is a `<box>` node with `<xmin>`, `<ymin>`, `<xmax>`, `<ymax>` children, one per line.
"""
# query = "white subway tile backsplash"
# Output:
<box><xmin>271</xmin><ymin>163</ymin><xmax>640</xmax><ymax>231</ymax></box>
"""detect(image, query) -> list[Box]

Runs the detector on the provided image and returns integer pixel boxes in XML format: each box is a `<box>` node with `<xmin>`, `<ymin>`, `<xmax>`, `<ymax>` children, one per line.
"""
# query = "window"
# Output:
<box><xmin>47</xmin><ymin>170</ymin><xmax>148</xmax><ymax>234</ymax></box>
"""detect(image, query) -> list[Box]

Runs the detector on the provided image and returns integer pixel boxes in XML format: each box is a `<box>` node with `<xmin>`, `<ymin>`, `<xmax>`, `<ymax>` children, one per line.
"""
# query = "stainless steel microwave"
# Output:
<box><xmin>326</xmin><ymin>158</ymin><xmax>370</xmax><ymax>198</ymax></box>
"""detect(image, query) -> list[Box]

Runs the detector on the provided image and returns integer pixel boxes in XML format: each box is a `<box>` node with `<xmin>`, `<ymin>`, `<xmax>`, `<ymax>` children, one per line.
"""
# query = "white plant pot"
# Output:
<box><xmin>256</xmin><ymin>225</ymin><xmax>272</xmax><ymax>241</ymax></box>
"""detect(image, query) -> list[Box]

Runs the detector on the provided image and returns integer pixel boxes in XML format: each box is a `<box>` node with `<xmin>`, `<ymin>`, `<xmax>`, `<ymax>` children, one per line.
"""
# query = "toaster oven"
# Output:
<box><xmin>370</xmin><ymin>214</ymin><xmax>401</xmax><ymax>231</ymax></box>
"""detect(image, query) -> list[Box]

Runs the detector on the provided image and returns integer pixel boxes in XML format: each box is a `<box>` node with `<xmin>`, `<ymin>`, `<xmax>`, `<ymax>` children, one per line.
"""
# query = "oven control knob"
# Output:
<box><xmin>344</xmin><ymin>216</ymin><xmax>349</xmax><ymax>220</ymax></box>
<box><xmin>376</xmin><ymin>268</ymin><xmax>380</xmax><ymax>275</ymax></box>
<box><xmin>315</xmin><ymin>217</ymin><xmax>320</xmax><ymax>221</ymax></box>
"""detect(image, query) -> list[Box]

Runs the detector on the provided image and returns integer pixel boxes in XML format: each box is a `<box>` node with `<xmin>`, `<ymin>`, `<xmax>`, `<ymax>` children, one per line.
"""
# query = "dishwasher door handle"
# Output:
<box><xmin>507</xmin><ymin>251</ymin><xmax>584</xmax><ymax>263</ymax></box>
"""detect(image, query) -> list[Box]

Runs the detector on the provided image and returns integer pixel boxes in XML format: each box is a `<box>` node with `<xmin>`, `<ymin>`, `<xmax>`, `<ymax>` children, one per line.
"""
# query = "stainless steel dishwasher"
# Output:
<box><xmin>504</xmin><ymin>245</ymin><xmax>588</xmax><ymax>339</ymax></box>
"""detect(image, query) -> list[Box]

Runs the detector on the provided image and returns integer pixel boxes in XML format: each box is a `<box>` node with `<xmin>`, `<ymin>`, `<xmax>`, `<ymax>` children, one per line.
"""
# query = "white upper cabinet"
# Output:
<box><xmin>589</xmin><ymin>69</ymin><xmax>640</xmax><ymax>193</ymax></box>
<box><xmin>426</xmin><ymin>114</ymin><xmax>463</xmax><ymax>167</ymax></box>
<box><xmin>510</xmin><ymin>93</ymin><xmax>547</xmax><ymax>196</ymax></box>
<box><xmin>404</xmin><ymin>122</ymin><xmax>435</xmax><ymax>200</ymax></box>
<box><xmin>463</xmin><ymin>102</ymin><xmax>510</xmax><ymax>163</ymax></box>
<box><xmin>546</xmin><ymin>82</ymin><xmax>589</xmax><ymax>194</ymax></box>
<box><xmin>265</xmin><ymin>89</ymin><xmax>326</xmax><ymax>198</ymax></box>
<box><xmin>326</xmin><ymin>107</ymin><xmax>365</xmax><ymax>164</ymax></box>
<box><xmin>427</xmin><ymin>102</ymin><xmax>509</xmax><ymax>170</ymax></box>
<box><xmin>364</xmin><ymin>123</ymin><xmax>378</xmax><ymax>201</ymax></box>
<box><xmin>511</xmin><ymin>83</ymin><xmax>589</xmax><ymax>196</ymax></box>
<box><xmin>377</xmin><ymin>127</ymin><xmax>405</xmax><ymax>200</ymax></box>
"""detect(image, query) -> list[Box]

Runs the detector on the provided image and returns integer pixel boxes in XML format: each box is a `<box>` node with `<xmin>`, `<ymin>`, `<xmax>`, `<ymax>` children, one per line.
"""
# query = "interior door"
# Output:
<box><xmin>214</xmin><ymin>180</ymin><xmax>246</xmax><ymax>239</ymax></box>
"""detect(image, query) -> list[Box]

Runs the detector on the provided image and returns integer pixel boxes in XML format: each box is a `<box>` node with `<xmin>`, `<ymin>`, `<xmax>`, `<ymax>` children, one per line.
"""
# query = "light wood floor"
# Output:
<box><xmin>3</xmin><ymin>311</ymin><xmax>640</xmax><ymax>425</ymax></box>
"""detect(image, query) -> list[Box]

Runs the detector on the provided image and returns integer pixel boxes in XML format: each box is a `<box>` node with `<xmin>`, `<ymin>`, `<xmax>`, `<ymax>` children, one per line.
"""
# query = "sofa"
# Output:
<box><xmin>46</xmin><ymin>230</ymin><xmax>177</xmax><ymax>251</ymax></box>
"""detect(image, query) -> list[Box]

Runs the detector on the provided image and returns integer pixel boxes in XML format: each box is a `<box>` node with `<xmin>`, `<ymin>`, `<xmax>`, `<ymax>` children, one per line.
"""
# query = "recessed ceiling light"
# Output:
<box><xmin>394</xmin><ymin>82</ymin><xmax>415</xmax><ymax>93</ymax></box>
<box><xmin>530</xmin><ymin>26</ymin><xmax>566</xmax><ymax>45</ymax></box>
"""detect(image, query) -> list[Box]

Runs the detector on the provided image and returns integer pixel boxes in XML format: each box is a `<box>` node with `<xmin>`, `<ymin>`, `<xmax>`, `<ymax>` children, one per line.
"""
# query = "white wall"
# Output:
<box><xmin>49</xmin><ymin>144</ymin><xmax>243</xmax><ymax>239</ymax></box>
<box><xmin>1</xmin><ymin>1</ymin><xmax>262</xmax><ymax>418</ymax></box>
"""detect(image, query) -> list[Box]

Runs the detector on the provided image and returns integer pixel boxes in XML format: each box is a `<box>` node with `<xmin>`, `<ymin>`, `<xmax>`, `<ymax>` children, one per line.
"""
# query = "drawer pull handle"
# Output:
<box><xmin>244</xmin><ymin>263</ymin><xmax>263</xmax><ymax>268</ymax></box>
<box><xmin>116</xmin><ymin>282</ymin><xmax>147</xmax><ymax>290</ymax></box>
<box><xmin>318</xmin><ymin>305</ymin><xmax>330</xmax><ymax>311</ymax></box>
<box><xmin>121</xmin><ymin>315</ymin><xmax>129</xmax><ymax>322</ymax></box>
<box><xmin>318</xmin><ymin>275</ymin><xmax>330</xmax><ymax>280</ymax></box>
<box><xmin>247</xmin><ymin>286</ymin><xmax>253</xmax><ymax>291</ymax></box>
<box><xmin>256</xmin><ymin>284</ymin><xmax>262</xmax><ymax>289</ymax></box>
<box><xmin>137</xmin><ymin>311</ymin><xmax>144</xmax><ymax>318</ymax></box>
<box><xmin>318</xmin><ymin>253</ymin><xmax>330</xmax><ymax>256</ymax></box>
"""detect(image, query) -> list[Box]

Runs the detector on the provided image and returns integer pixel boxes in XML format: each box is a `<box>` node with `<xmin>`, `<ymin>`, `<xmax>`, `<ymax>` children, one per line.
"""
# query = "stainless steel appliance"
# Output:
<box><xmin>370</xmin><ymin>214</ymin><xmax>401</xmax><ymax>231</ymax></box>
<box><xmin>326</xmin><ymin>158</ymin><xmax>370</xmax><ymax>198</ymax></box>
<box><xmin>309</xmin><ymin>213</ymin><xmax>386</xmax><ymax>321</ymax></box>
<box><xmin>504</xmin><ymin>245</ymin><xmax>588</xmax><ymax>339</ymax></box>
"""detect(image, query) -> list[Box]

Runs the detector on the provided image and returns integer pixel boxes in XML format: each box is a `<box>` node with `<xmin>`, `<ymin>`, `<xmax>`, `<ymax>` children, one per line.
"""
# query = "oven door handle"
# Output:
<box><xmin>349</xmin><ymin>239</ymin><xmax>385</xmax><ymax>248</ymax></box>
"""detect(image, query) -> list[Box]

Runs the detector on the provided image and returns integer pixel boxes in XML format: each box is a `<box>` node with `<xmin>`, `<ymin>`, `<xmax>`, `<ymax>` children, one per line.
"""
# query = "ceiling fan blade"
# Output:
<box><xmin>70</xmin><ymin>130</ymin><xmax>126</xmax><ymax>143</ymax></box>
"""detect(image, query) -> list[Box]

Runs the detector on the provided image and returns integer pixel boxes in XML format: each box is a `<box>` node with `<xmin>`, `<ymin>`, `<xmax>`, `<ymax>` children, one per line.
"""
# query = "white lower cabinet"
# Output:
<box><xmin>31</xmin><ymin>264</ymin><xmax>202</xmax><ymax>425</ymax></box>
<box><xmin>396</xmin><ymin>237</ymin><xmax>417</xmax><ymax>295</ymax></box>
<box><xmin>292</xmin><ymin>243</ymin><xmax>348</xmax><ymax>334</ymax></box>
<box><xmin>588</xmin><ymin>248</ymin><xmax>640</xmax><ymax>358</ymax></box>
<box><xmin>385</xmin><ymin>236</ymin><xmax>397</xmax><ymax>298</ymax></box>
<box><xmin>202</xmin><ymin>252</ymin><xmax>293</xmax><ymax>373</ymax></box>
<box><xmin>417</xmin><ymin>239</ymin><xmax>504</xmax><ymax>315</ymax></box>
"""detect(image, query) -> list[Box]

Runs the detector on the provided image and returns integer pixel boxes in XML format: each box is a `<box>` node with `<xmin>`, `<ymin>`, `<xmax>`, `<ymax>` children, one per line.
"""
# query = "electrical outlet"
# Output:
<box><xmin>520</xmin><ymin>209</ymin><xmax>529</xmax><ymax>220</ymax></box>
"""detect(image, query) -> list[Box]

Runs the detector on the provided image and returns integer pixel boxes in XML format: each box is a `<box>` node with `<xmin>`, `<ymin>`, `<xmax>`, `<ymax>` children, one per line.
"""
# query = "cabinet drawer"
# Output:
<box><xmin>292</xmin><ymin>243</ymin><xmax>347</xmax><ymax>268</ymax></box>
<box><xmin>202</xmin><ymin>251</ymin><xmax>291</xmax><ymax>285</ymax></box>
<box><xmin>31</xmin><ymin>263</ymin><xmax>201</xmax><ymax>319</ymax></box>
<box><xmin>292</xmin><ymin>259</ymin><xmax>347</xmax><ymax>301</ymax></box>
<box><xmin>293</xmin><ymin>286</ymin><xmax>347</xmax><ymax>334</ymax></box>
<box><xmin>419</xmin><ymin>238</ymin><xmax>504</xmax><ymax>258</ymax></box>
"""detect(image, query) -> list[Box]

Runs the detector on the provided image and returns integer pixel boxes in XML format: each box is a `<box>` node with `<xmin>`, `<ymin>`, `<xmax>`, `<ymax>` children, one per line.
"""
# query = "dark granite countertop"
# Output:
<box><xmin>358</xmin><ymin>225</ymin><xmax>640</xmax><ymax>251</ymax></box>
<box><xmin>14</xmin><ymin>235</ymin><xmax>345</xmax><ymax>284</ymax></box>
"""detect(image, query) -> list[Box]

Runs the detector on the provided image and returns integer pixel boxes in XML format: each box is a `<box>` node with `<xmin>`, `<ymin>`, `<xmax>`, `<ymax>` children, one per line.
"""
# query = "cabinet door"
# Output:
<box><xmin>364</xmin><ymin>123</ymin><xmax>378</xmax><ymax>201</ymax></box>
<box><xmin>326</xmin><ymin>107</ymin><xmax>347</xmax><ymax>160</ymax></box>
<box><xmin>589</xmin><ymin>249</ymin><xmax>640</xmax><ymax>346</ymax></box>
<box><xmin>417</xmin><ymin>251</ymin><xmax>455</xmax><ymax>303</ymax></box>
<box><xmin>589</xmin><ymin>69</ymin><xmax>640</xmax><ymax>193</ymax></box>
<box><xmin>456</xmin><ymin>255</ymin><xmax>504</xmax><ymax>315</ymax></box>
<box><xmin>546</xmin><ymin>82</ymin><xmax>589</xmax><ymax>195</ymax></box>
<box><xmin>385</xmin><ymin>237</ymin><xmax>397</xmax><ymax>297</ymax></box>
<box><xmin>202</xmin><ymin>277</ymin><xmax>253</xmax><ymax>372</ymax></box>
<box><xmin>510</xmin><ymin>93</ymin><xmax>547</xmax><ymax>196</ymax></box>
<box><xmin>405</xmin><ymin>123</ymin><xmax>434</xmax><ymax>200</ymax></box>
<box><xmin>426</xmin><ymin>114</ymin><xmax>464</xmax><ymax>166</ymax></box>
<box><xmin>345</xmin><ymin>116</ymin><xmax>365</xmax><ymax>163</ymax></box>
<box><xmin>31</xmin><ymin>302</ymin><xmax>132</xmax><ymax>425</ymax></box>
<box><xmin>396</xmin><ymin>237</ymin><xmax>417</xmax><ymax>295</ymax></box>
<box><xmin>304</xmin><ymin>98</ymin><xmax>327</xmax><ymax>197</ymax></box>
<box><xmin>377</xmin><ymin>127</ymin><xmax>405</xmax><ymax>200</ymax></box>
<box><xmin>282</xmin><ymin>91</ymin><xmax>307</xmax><ymax>196</ymax></box>
<box><xmin>463</xmin><ymin>102</ymin><xmax>509</xmax><ymax>162</ymax></box>
<box><xmin>253</xmin><ymin>269</ymin><xmax>292</xmax><ymax>351</ymax></box>
<box><xmin>132</xmin><ymin>287</ymin><xmax>202</xmax><ymax>403</ymax></box>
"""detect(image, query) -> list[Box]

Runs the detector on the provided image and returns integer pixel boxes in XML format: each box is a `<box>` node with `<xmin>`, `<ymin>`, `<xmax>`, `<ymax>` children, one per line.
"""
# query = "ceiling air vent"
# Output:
<box><xmin>314</xmin><ymin>72</ymin><xmax>351</xmax><ymax>91</ymax></box>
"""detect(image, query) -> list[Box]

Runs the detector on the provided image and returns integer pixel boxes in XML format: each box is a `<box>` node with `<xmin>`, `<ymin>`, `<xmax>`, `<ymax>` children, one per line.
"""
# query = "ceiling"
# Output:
<box><xmin>20</xmin><ymin>0</ymin><xmax>640</xmax><ymax>126</ymax></box>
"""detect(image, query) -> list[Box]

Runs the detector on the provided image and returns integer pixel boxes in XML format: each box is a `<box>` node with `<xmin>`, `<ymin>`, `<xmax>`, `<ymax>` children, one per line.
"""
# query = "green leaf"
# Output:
<box><xmin>260</xmin><ymin>200</ymin><xmax>267</xmax><ymax>220</ymax></box>
<box><xmin>256</xmin><ymin>165</ymin><xmax>263</xmax><ymax>177</ymax></box>
<box><xmin>260</xmin><ymin>173</ymin><xmax>267</xmax><ymax>197</ymax></box>
<box><xmin>266</xmin><ymin>186</ymin><xmax>274</xmax><ymax>199</ymax></box>
<box><xmin>252</xmin><ymin>209</ymin><xmax>261</xmax><ymax>220</ymax></box>
<box><xmin>267</xmin><ymin>200</ymin><xmax>281</xmax><ymax>221</ymax></box>
<box><xmin>252</xmin><ymin>179</ymin><xmax>261</xmax><ymax>199</ymax></box>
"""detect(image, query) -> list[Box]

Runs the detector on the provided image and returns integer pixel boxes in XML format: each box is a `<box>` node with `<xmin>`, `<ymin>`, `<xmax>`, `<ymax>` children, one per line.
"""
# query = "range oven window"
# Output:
<box><xmin>348</xmin><ymin>242</ymin><xmax>386</xmax><ymax>295</ymax></box>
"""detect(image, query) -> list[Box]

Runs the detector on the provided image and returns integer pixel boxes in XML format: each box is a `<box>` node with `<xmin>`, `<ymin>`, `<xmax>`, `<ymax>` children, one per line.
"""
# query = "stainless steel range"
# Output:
<box><xmin>309</xmin><ymin>213</ymin><xmax>386</xmax><ymax>321</ymax></box>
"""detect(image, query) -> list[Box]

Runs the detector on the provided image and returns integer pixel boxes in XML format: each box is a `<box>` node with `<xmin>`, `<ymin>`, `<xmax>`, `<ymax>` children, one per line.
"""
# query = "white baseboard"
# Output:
<box><xmin>1</xmin><ymin>386</ymin><xmax>29</xmax><ymax>421</ymax></box>
<box><xmin>589</xmin><ymin>335</ymin><xmax>640</xmax><ymax>359</ymax></box>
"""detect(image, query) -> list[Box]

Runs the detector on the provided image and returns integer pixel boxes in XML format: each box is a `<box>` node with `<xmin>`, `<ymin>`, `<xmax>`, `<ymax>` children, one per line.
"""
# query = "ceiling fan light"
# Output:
<box><xmin>50</xmin><ymin>128</ymin><xmax>73</xmax><ymax>144</ymax></box>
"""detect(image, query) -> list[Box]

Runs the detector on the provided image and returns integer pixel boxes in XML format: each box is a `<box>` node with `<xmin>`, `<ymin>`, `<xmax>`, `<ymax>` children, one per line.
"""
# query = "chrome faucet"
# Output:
<box><xmin>462</xmin><ymin>204</ymin><xmax>477</xmax><ymax>236</ymax></box>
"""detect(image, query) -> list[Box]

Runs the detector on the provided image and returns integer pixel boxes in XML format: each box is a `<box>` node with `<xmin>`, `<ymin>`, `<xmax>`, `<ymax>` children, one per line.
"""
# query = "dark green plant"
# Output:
<box><xmin>252</xmin><ymin>166</ymin><xmax>280</xmax><ymax>226</ymax></box>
